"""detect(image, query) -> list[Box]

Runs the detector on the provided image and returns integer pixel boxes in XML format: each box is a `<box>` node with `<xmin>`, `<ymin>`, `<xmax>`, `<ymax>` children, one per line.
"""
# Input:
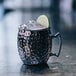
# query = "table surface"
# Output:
<box><xmin>0</xmin><ymin>39</ymin><xmax>76</xmax><ymax>76</ymax></box>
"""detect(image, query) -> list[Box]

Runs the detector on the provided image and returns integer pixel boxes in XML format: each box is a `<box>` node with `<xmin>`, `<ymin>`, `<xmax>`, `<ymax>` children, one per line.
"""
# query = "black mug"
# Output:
<box><xmin>17</xmin><ymin>25</ymin><xmax>62</xmax><ymax>65</ymax></box>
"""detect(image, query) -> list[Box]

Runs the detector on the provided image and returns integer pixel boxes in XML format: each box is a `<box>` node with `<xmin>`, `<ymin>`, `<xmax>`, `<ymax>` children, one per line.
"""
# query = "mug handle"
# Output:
<box><xmin>49</xmin><ymin>32</ymin><xmax>62</xmax><ymax>57</ymax></box>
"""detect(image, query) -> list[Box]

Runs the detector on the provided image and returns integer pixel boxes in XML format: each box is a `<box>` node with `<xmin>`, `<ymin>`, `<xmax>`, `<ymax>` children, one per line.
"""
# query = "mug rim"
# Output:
<box><xmin>25</xmin><ymin>27</ymin><xmax>50</xmax><ymax>32</ymax></box>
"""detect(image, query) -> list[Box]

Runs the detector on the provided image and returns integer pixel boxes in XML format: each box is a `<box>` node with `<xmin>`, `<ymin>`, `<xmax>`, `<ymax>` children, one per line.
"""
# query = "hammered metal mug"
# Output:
<box><xmin>17</xmin><ymin>25</ymin><xmax>62</xmax><ymax>65</ymax></box>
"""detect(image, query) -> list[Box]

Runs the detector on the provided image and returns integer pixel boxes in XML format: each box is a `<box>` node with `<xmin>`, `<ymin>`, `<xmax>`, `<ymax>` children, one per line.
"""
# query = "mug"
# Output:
<box><xmin>17</xmin><ymin>25</ymin><xmax>62</xmax><ymax>65</ymax></box>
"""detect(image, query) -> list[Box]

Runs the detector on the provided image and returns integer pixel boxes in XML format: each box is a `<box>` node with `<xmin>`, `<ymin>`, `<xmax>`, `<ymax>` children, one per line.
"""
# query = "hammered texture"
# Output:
<box><xmin>17</xmin><ymin>25</ymin><xmax>52</xmax><ymax>65</ymax></box>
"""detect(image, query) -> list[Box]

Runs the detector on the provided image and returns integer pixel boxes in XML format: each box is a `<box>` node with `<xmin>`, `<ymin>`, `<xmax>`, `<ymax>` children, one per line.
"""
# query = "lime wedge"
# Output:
<box><xmin>37</xmin><ymin>15</ymin><xmax>49</xmax><ymax>28</ymax></box>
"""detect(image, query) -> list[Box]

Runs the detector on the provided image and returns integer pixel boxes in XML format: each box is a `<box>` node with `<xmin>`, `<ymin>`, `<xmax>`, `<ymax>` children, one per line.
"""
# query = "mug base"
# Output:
<box><xmin>23</xmin><ymin>60</ymin><xmax>47</xmax><ymax>66</ymax></box>
<box><xmin>23</xmin><ymin>63</ymin><xmax>48</xmax><ymax>66</ymax></box>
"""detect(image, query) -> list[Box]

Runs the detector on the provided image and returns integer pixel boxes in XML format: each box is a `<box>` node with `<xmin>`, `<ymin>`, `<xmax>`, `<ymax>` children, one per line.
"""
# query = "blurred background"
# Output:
<box><xmin>0</xmin><ymin>0</ymin><xmax>76</xmax><ymax>75</ymax></box>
